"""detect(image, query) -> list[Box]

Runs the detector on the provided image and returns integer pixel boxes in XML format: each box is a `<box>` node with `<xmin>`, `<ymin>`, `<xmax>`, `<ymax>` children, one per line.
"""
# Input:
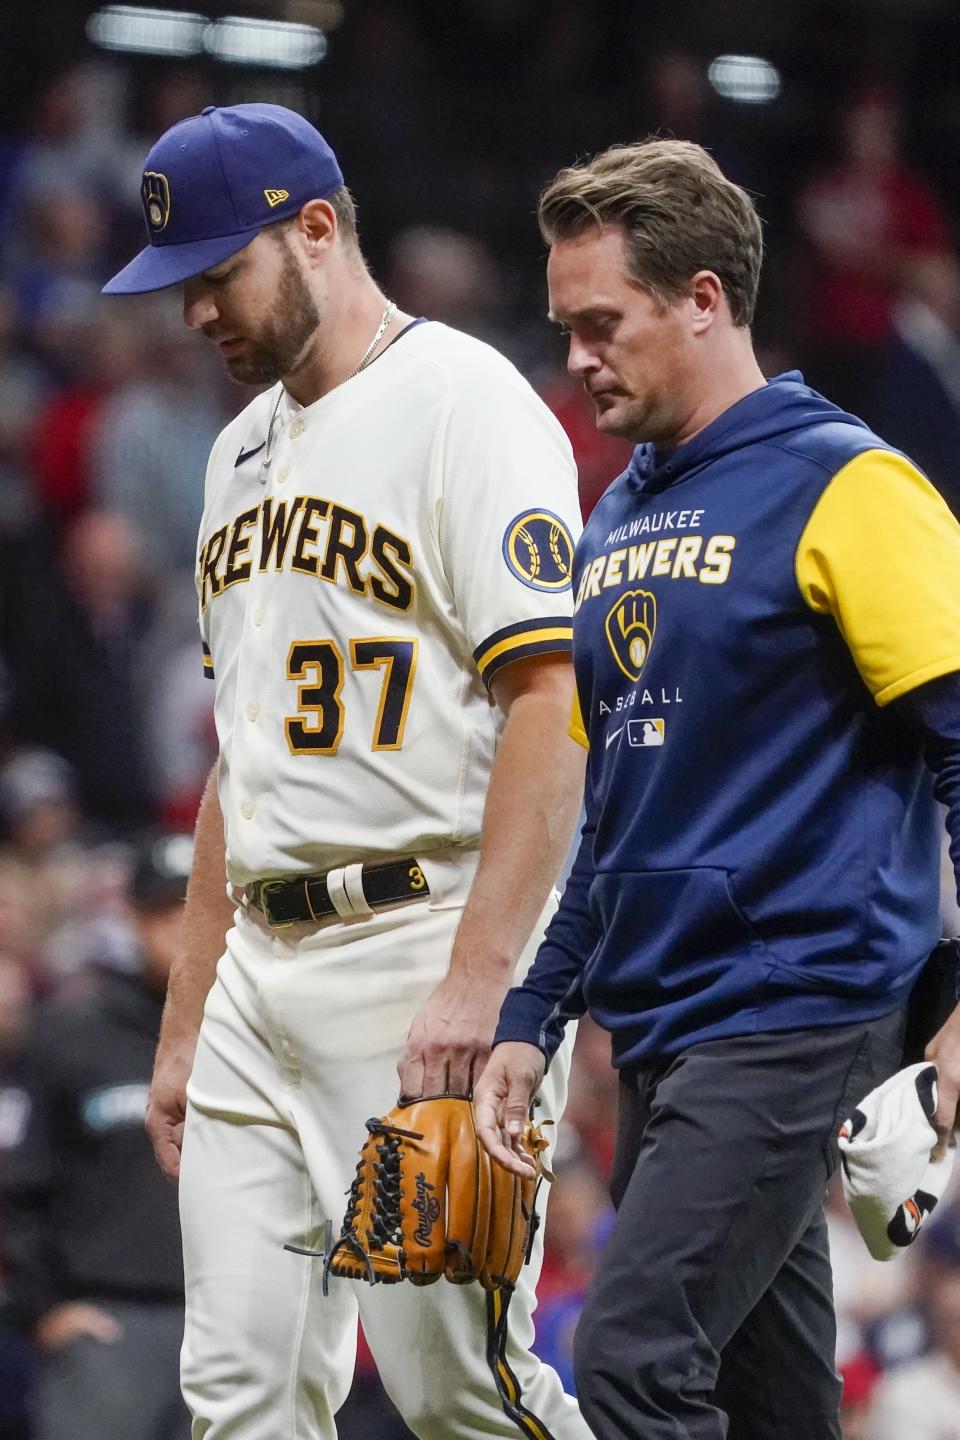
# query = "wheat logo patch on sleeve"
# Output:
<box><xmin>502</xmin><ymin>509</ymin><xmax>574</xmax><ymax>592</ymax></box>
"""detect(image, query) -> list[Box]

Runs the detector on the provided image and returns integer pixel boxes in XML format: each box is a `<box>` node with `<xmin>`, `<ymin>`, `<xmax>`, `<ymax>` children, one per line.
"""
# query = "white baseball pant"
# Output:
<box><xmin>179</xmin><ymin>851</ymin><xmax>587</xmax><ymax>1440</ymax></box>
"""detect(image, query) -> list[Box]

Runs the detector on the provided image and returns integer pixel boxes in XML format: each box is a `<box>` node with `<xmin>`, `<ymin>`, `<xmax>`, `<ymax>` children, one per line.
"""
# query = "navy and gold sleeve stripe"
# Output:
<box><xmin>201</xmin><ymin>640</ymin><xmax>215</xmax><ymax>680</ymax></box>
<box><xmin>472</xmin><ymin>616</ymin><xmax>573</xmax><ymax>688</ymax></box>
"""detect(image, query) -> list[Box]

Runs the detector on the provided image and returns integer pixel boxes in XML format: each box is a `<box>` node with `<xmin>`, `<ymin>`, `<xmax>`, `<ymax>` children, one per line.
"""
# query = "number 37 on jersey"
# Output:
<box><xmin>285</xmin><ymin>636</ymin><xmax>417</xmax><ymax>756</ymax></box>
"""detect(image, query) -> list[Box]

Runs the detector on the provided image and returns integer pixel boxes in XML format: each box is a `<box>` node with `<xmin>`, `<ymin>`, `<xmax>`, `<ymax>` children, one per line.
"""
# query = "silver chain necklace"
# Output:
<box><xmin>259</xmin><ymin>392</ymin><xmax>284</xmax><ymax>484</ymax></box>
<box><xmin>346</xmin><ymin>299</ymin><xmax>397</xmax><ymax>380</ymax></box>
<box><xmin>258</xmin><ymin>300</ymin><xmax>397</xmax><ymax>484</ymax></box>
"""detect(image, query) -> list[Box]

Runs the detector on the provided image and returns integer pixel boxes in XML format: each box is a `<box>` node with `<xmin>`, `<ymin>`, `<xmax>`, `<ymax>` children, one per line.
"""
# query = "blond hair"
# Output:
<box><xmin>538</xmin><ymin>139</ymin><xmax>763</xmax><ymax>327</ymax></box>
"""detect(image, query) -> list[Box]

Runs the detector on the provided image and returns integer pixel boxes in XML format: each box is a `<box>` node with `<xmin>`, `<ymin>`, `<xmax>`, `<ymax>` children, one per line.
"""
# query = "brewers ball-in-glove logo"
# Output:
<box><xmin>141</xmin><ymin>171</ymin><xmax>171</xmax><ymax>232</ymax></box>
<box><xmin>502</xmin><ymin>510</ymin><xmax>574</xmax><ymax>592</ymax></box>
<box><xmin>605</xmin><ymin>588</ymin><xmax>656</xmax><ymax>681</ymax></box>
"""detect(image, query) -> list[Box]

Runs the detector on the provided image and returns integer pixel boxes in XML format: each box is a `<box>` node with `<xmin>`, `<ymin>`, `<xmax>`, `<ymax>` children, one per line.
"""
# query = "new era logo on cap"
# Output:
<box><xmin>103</xmin><ymin>103</ymin><xmax>343</xmax><ymax>295</ymax></box>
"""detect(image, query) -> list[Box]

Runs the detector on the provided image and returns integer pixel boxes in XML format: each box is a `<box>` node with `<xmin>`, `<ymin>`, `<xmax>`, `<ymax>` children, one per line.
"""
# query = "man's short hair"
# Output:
<box><xmin>538</xmin><ymin>139</ymin><xmax>763</xmax><ymax>328</ymax></box>
<box><xmin>328</xmin><ymin>184</ymin><xmax>358</xmax><ymax>244</ymax></box>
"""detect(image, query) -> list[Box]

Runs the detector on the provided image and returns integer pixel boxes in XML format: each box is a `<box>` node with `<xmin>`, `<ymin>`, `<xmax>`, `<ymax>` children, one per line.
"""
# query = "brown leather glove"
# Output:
<box><xmin>323</xmin><ymin>1095</ymin><xmax>550</xmax><ymax>1292</ymax></box>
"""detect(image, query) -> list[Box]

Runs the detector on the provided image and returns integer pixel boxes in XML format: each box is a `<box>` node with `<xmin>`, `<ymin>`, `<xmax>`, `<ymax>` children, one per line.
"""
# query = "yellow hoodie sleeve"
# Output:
<box><xmin>796</xmin><ymin>449</ymin><xmax>960</xmax><ymax>705</ymax></box>
<box><xmin>569</xmin><ymin>690</ymin><xmax>588</xmax><ymax>748</ymax></box>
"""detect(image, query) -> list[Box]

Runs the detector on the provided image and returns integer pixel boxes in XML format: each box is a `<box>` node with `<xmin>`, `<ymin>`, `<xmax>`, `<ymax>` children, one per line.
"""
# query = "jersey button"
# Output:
<box><xmin>276</xmin><ymin>466</ymin><xmax>289</xmax><ymax>483</ymax></box>
<box><xmin>289</xmin><ymin>421</ymin><xmax>304</xmax><ymax>439</ymax></box>
<box><xmin>241</xmin><ymin>802</ymin><xmax>255</xmax><ymax>820</ymax></box>
<box><xmin>252</xmin><ymin>609</ymin><xmax>264</xmax><ymax>627</ymax></box>
<box><xmin>246</xmin><ymin>703</ymin><xmax>259</xmax><ymax>722</ymax></box>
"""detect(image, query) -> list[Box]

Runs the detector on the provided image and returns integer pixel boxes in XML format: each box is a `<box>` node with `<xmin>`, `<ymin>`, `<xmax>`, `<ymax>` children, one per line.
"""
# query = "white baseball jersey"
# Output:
<box><xmin>196</xmin><ymin>321</ymin><xmax>580</xmax><ymax>886</ymax></box>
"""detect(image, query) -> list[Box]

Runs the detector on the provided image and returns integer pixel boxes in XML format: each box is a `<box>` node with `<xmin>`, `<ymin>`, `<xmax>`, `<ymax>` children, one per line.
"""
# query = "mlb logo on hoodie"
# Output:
<box><xmin>627</xmin><ymin>718</ymin><xmax>664</xmax><ymax>747</ymax></box>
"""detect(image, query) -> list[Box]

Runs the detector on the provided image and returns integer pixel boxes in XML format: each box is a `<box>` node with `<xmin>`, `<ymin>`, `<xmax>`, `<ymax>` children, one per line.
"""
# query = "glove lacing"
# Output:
<box><xmin>322</xmin><ymin>1119</ymin><xmax>423</xmax><ymax>1292</ymax></box>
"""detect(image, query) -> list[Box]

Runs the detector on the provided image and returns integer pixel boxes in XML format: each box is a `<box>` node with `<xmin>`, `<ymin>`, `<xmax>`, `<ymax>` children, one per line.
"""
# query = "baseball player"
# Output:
<box><xmin>103</xmin><ymin>104</ymin><xmax>590</xmax><ymax>1440</ymax></box>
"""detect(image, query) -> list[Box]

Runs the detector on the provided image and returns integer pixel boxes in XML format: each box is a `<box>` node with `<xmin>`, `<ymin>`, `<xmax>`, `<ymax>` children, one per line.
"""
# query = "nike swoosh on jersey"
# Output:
<box><xmin>606</xmin><ymin>723</ymin><xmax>626</xmax><ymax>749</ymax></box>
<box><xmin>235</xmin><ymin>442</ymin><xmax>266</xmax><ymax>467</ymax></box>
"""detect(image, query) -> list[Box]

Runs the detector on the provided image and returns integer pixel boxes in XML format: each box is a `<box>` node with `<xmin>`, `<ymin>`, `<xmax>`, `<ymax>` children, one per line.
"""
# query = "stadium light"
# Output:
<box><xmin>87</xmin><ymin>6</ymin><xmax>329</xmax><ymax>69</ymax></box>
<box><xmin>86</xmin><ymin>5</ymin><xmax>206</xmax><ymax>57</ymax></box>
<box><xmin>708</xmin><ymin>54</ymin><xmax>781</xmax><ymax>105</ymax></box>
<box><xmin>203</xmin><ymin>16</ymin><xmax>327</xmax><ymax>69</ymax></box>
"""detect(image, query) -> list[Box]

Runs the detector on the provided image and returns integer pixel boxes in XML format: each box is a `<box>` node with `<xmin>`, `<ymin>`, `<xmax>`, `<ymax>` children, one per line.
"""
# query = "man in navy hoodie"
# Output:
<box><xmin>474</xmin><ymin>139</ymin><xmax>960</xmax><ymax>1440</ymax></box>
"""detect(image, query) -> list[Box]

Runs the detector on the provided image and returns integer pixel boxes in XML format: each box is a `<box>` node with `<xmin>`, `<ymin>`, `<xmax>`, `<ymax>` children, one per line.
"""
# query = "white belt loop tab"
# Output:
<box><xmin>343</xmin><ymin>862</ymin><xmax>374</xmax><ymax>917</ymax></box>
<box><xmin>324</xmin><ymin>866</ymin><xmax>355</xmax><ymax>920</ymax></box>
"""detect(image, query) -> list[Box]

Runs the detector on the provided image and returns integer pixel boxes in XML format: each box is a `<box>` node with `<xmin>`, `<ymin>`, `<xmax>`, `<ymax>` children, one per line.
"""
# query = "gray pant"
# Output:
<box><xmin>573</xmin><ymin>1009</ymin><xmax>906</xmax><ymax>1440</ymax></box>
<box><xmin>35</xmin><ymin>1298</ymin><xmax>189</xmax><ymax>1440</ymax></box>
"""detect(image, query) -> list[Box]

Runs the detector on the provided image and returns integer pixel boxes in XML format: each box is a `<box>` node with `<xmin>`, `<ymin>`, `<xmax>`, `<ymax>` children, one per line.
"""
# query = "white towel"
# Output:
<box><xmin>837</xmin><ymin>1062</ymin><xmax>955</xmax><ymax>1262</ymax></box>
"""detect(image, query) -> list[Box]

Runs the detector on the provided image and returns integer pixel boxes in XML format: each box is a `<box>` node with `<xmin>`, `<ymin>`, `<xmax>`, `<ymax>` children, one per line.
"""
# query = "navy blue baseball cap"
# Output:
<box><xmin>103</xmin><ymin>103</ymin><xmax>344</xmax><ymax>295</ymax></box>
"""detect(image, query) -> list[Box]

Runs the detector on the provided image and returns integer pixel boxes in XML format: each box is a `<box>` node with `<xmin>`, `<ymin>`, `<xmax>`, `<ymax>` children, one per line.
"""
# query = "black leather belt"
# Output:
<box><xmin>245</xmin><ymin>857</ymin><xmax>430</xmax><ymax>928</ymax></box>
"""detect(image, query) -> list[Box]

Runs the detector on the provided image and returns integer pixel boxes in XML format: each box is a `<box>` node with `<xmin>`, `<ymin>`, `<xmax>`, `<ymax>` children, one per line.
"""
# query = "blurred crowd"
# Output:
<box><xmin>0</xmin><ymin>34</ymin><xmax>959</xmax><ymax>1440</ymax></box>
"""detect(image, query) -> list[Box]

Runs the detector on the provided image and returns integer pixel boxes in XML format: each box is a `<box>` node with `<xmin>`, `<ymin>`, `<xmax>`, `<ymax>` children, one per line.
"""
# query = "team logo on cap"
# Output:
<box><xmin>141</xmin><ymin>171</ymin><xmax>171</xmax><ymax>232</ymax></box>
<box><xmin>264</xmin><ymin>188</ymin><xmax>290</xmax><ymax>208</ymax></box>
<box><xmin>605</xmin><ymin>588</ymin><xmax>656</xmax><ymax>682</ymax></box>
<box><xmin>502</xmin><ymin>510</ymin><xmax>574</xmax><ymax>592</ymax></box>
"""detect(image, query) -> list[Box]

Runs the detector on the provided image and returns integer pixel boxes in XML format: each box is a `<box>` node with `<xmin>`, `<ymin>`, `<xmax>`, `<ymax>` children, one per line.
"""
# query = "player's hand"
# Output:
<box><xmin>397</xmin><ymin>972</ymin><xmax>507</xmax><ymax>1098</ymax></box>
<box><xmin>145</xmin><ymin>1040</ymin><xmax>196</xmax><ymax>1182</ymax></box>
<box><xmin>925</xmin><ymin>1000</ymin><xmax>960</xmax><ymax>1158</ymax></box>
<box><xmin>473</xmin><ymin>1041</ymin><xmax>546</xmax><ymax>1178</ymax></box>
<box><xmin>35</xmin><ymin>1302</ymin><xmax>122</xmax><ymax>1353</ymax></box>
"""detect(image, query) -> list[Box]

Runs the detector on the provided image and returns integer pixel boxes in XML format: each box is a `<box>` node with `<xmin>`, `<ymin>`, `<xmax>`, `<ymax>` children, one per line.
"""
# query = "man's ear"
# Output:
<box><xmin>688</xmin><ymin>269</ymin><xmax>725</xmax><ymax>335</ymax></box>
<box><xmin>295</xmin><ymin>198</ymin><xmax>338</xmax><ymax>257</ymax></box>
